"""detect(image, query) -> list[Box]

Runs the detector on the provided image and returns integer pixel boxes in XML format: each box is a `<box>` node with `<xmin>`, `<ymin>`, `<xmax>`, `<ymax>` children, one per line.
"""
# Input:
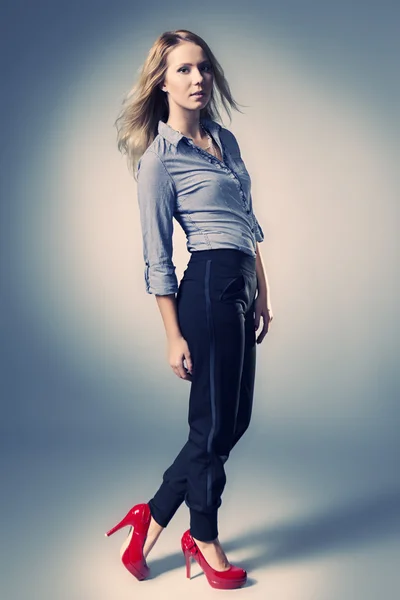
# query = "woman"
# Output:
<box><xmin>105</xmin><ymin>29</ymin><xmax>273</xmax><ymax>590</ymax></box>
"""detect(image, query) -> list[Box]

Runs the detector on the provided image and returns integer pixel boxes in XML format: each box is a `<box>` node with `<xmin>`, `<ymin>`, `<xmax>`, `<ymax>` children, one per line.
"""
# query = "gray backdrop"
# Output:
<box><xmin>1</xmin><ymin>1</ymin><xmax>399</xmax><ymax>598</ymax></box>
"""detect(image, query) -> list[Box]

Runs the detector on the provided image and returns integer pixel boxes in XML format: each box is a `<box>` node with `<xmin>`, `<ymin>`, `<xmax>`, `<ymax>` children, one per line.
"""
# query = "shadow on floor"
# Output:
<box><xmin>147</xmin><ymin>487</ymin><xmax>400</xmax><ymax>578</ymax></box>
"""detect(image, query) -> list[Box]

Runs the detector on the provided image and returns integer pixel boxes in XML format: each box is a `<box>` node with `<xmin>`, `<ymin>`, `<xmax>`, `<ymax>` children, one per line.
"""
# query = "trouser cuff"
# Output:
<box><xmin>189</xmin><ymin>507</ymin><xmax>218</xmax><ymax>541</ymax></box>
<box><xmin>147</xmin><ymin>482</ymin><xmax>184</xmax><ymax>528</ymax></box>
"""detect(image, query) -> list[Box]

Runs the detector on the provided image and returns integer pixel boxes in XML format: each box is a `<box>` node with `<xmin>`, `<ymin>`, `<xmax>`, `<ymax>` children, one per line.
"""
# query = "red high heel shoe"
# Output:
<box><xmin>105</xmin><ymin>503</ymin><xmax>151</xmax><ymax>581</ymax></box>
<box><xmin>181</xmin><ymin>529</ymin><xmax>247</xmax><ymax>589</ymax></box>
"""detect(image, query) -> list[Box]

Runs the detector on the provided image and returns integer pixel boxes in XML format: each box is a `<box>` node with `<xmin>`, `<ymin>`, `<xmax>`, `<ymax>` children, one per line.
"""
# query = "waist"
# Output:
<box><xmin>189</xmin><ymin>248</ymin><xmax>256</xmax><ymax>275</ymax></box>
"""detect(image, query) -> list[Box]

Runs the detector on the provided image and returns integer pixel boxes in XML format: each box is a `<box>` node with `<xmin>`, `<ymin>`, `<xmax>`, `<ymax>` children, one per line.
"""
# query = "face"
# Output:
<box><xmin>161</xmin><ymin>42</ymin><xmax>213</xmax><ymax>112</ymax></box>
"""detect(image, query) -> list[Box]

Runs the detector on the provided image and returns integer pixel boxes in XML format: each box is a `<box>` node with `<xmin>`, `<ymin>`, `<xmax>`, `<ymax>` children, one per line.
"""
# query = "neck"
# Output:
<box><xmin>166</xmin><ymin>113</ymin><xmax>205</xmax><ymax>140</ymax></box>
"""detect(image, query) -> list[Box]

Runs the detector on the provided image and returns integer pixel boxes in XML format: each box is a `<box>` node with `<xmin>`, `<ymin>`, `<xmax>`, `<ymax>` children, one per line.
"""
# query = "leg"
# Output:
<box><xmin>231</xmin><ymin>296</ymin><xmax>257</xmax><ymax>450</ymax></box>
<box><xmin>148</xmin><ymin>257</ymin><xmax>257</xmax><ymax>541</ymax></box>
<box><xmin>181</xmin><ymin>259</ymin><xmax>250</xmax><ymax>541</ymax></box>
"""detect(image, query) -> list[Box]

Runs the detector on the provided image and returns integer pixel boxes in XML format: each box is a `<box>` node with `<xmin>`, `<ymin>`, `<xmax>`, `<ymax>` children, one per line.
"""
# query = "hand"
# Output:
<box><xmin>167</xmin><ymin>335</ymin><xmax>193</xmax><ymax>381</ymax></box>
<box><xmin>254</xmin><ymin>294</ymin><xmax>274</xmax><ymax>344</ymax></box>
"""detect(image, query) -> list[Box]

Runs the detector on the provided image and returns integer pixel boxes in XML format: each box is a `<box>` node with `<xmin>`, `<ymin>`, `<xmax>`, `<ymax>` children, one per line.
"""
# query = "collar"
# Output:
<box><xmin>158</xmin><ymin>117</ymin><xmax>221</xmax><ymax>146</ymax></box>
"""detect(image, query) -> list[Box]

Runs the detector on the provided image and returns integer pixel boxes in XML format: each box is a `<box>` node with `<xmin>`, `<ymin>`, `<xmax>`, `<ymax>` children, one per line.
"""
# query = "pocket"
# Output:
<box><xmin>219</xmin><ymin>273</ymin><xmax>246</xmax><ymax>302</ymax></box>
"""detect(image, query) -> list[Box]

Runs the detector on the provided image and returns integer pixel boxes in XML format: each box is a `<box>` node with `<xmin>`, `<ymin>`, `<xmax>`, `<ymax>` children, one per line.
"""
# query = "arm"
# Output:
<box><xmin>136</xmin><ymin>151</ymin><xmax>191</xmax><ymax>378</ymax></box>
<box><xmin>137</xmin><ymin>150</ymin><xmax>179</xmax><ymax>296</ymax></box>
<box><xmin>255</xmin><ymin>242</ymin><xmax>271</xmax><ymax>306</ymax></box>
<box><xmin>250</xmin><ymin>202</ymin><xmax>268</xmax><ymax>302</ymax></box>
<box><xmin>155</xmin><ymin>294</ymin><xmax>192</xmax><ymax>379</ymax></box>
<box><xmin>254</xmin><ymin>242</ymin><xmax>274</xmax><ymax>343</ymax></box>
<box><xmin>225</xmin><ymin>133</ymin><xmax>273</xmax><ymax>336</ymax></box>
<box><xmin>249</xmin><ymin>193</ymin><xmax>268</xmax><ymax>302</ymax></box>
<box><xmin>154</xmin><ymin>294</ymin><xmax>182</xmax><ymax>341</ymax></box>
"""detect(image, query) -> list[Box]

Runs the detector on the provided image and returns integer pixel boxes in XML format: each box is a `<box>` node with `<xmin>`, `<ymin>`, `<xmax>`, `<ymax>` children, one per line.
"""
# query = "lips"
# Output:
<box><xmin>191</xmin><ymin>91</ymin><xmax>205</xmax><ymax>96</ymax></box>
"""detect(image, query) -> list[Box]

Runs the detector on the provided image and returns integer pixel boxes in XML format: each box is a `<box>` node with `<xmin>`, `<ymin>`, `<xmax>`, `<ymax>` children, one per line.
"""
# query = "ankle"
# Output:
<box><xmin>148</xmin><ymin>516</ymin><xmax>164</xmax><ymax>531</ymax></box>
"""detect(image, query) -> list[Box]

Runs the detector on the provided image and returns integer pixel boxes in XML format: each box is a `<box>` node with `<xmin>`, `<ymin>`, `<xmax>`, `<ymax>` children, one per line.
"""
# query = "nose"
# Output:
<box><xmin>192</xmin><ymin>68</ymin><xmax>204</xmax><ymax>85</ymax></box>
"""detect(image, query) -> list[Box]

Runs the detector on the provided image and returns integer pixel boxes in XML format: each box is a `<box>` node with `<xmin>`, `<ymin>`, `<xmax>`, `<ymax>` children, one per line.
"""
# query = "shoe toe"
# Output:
<box><xmin>226</xmin><ymin>565</ymin><xmax>247</xmax><ymax>580</ymax></box>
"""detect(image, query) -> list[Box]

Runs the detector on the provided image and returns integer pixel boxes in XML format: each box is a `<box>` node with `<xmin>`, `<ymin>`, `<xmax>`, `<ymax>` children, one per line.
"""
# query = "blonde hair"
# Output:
<box><xmin>114</xmin><ymin>29</ymin><xmax>245</xmax><ymax>180</ymax></box>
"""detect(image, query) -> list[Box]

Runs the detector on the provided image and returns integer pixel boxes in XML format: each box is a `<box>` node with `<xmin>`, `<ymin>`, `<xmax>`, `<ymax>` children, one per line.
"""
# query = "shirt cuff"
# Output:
<box><xmin>253</xmin><ymin>213</ymin><xmax>264</xmax><ymax>242</ymax></box>
<box><xmin>144</xmin><ymin>262</ymin><xmax>179</xmax><ymax>295</ymax></box>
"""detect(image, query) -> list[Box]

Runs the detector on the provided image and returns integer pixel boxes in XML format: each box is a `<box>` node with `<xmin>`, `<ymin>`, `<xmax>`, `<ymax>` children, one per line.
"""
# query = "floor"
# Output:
<box><xmin>2</xmin><ymin>432</ymin><xmax>399</xmax><ymax>600</ymax></box>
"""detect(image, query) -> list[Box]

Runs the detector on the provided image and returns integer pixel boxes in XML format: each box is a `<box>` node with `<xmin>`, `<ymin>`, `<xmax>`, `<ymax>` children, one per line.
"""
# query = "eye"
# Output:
<box><xmin>178</xmin><ymin>63</ymin><xmax>212</xmax><ymax>74</ymax></box>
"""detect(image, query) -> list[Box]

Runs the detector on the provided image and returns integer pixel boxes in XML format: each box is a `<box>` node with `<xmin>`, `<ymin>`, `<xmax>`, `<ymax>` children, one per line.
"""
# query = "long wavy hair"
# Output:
<box><xmin>114</xmin><ymin>29</ymin><xmax>245</xmax><ymax>181</ymax></box>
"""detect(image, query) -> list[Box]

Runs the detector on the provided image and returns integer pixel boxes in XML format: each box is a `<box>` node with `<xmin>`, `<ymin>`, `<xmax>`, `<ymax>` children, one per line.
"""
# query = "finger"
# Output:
<box><xmin>179</xmin><ymin>363</ymin><xmax>194</xmax><ymax>380</ymax></box>
<box><xmin>257</xmin><ymin>321</ymin><xmax>269</xmax><ymax>343</ymax></box>
<box><xmin>172</xmin><ymin>365</ymin><xmax>186</xmax><ymax>379</ymax></box>
<box><xmin>182</xmin><ymin>364</ymin><xmax>192</xmax><ymax>380</ymax></box>
<box><xmin>177</xmin><ymin>364</ymin><xmax>187</xmax><ymax>379</ymax></box>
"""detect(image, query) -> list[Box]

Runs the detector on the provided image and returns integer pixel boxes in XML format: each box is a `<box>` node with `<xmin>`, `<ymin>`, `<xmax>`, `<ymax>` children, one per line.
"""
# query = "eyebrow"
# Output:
<box><xmin>176</xmin><ymin>60</ymin><xmax>210</xmax><ymax>67</ymax></box>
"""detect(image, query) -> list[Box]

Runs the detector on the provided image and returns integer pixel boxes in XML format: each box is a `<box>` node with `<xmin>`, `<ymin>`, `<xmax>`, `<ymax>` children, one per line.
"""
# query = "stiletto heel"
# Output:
<box><xmin>181</xmin><ymin>529</ymin><xmax>247</xmax><ymax>590</ymax></box>
<box><xmin>106</xmin><ymin>511</ymin><xmax>138</xmax><ymax>537</ymax></box>
<box><xmin>105</xmin><ymin>503</ymin><xmax>151</xmax><ymax>581</ymax></box>
<box><xmin>184</xmin><ymin>549</ymin><xmax>192</xmax><ymax>579</ymax></box>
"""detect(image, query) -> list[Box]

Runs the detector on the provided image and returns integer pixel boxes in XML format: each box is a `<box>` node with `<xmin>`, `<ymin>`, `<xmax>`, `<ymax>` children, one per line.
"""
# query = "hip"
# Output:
<box><xmin>178</xmin><ymin>249</ymin><xmax>257</xmax><ymax>310</ymax></box>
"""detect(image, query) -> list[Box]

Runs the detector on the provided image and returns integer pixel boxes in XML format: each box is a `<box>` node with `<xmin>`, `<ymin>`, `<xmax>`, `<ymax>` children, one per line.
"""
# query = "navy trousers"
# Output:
<box><xmin>148</xmin><ymin>248</ymin><xmax>258</xmax><ymax>541</ymax></box>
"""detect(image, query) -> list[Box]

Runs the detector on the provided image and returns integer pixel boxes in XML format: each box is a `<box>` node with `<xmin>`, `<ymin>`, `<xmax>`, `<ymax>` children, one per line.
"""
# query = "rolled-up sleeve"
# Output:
<box><xmin>136</xmin><ymin>150</ymin><xmax>178</xmax><ymax>295</ymax></box>
<box><xmin>252</xmin><ymin>211</ymin><xmax>264</xmax><ymax>242</ymax></box>
<box><xmin>249</xmin><ymin>192</ymin><xmax>264</xmax><ymax>243</ymax></box>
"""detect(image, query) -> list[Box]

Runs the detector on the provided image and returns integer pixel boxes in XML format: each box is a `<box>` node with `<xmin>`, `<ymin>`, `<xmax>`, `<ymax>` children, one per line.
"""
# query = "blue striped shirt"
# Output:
<box><xmin>136</xmin><ymin>117</ymin><xmax>264</xmax><ymax>295</ymax></box>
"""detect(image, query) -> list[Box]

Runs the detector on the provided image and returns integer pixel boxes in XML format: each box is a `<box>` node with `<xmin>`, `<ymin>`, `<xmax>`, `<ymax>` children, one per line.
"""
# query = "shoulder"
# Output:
<box><xmin>136</xmin><ymin>146</ymin><xmax>176</xmax><ymax>197</ymax></box>
<box><xmin>221</xmin><ymin>127</ymin><xmax>241</xmax><ymax>156</ymax></box>
<box><xmin>137</xmin><ymin>144</ymin><xmax>170</xmax><ymax>179</ymax></box>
